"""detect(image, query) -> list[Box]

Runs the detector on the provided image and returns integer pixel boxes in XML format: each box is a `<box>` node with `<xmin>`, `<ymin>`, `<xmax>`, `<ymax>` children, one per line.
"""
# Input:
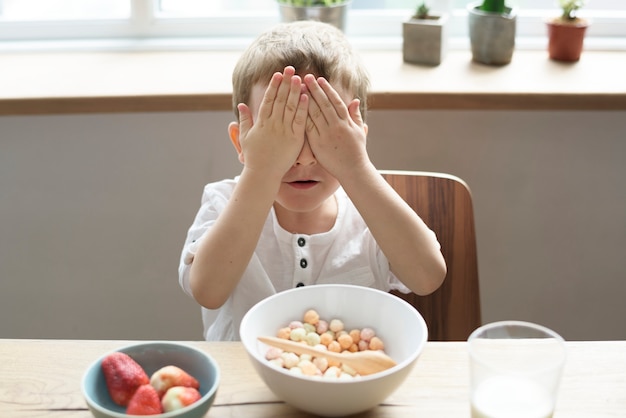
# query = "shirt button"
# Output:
<box><xmin>296</xmin><ymin>282</ymin><xmax>305</xmax><ymax>287</ymax></box>
<box><xmin>300</xmin><ymin>258</ymin><xmax>308</xmax><ymax>268</ymax></box>
<box><xmin>297</xmin><ymin>237</ymin><xmax>306</xmax><ymax>247</ymax></box>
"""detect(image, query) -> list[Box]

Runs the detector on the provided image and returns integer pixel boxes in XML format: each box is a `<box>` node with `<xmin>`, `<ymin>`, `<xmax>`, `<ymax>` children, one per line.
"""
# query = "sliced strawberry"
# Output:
<box><xmin>101</xmin><ymin>352</ymin><xmax>149</xmax><ymax>406</ymax></box>
<box><xmin>126</xmin><ymin>384</ymin><xmax>163</xmax><ymax>415</ymax></box>
<box><xmin>150</xmin><ymin>365</ymin><xmax>200</xmax><ymax>398</ymax></box>
<box><xmin>161</xmin><ymin>386</ymin><xmax>202</xmax><ymax>412</ymax></box>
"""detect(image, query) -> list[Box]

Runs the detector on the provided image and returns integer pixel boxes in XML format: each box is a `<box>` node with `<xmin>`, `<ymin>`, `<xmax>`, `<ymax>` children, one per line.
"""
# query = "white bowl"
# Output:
<box><xmin>240</xmin><ymin>284</ymin><xmax>428</xmax><ymax>417</ymax></box>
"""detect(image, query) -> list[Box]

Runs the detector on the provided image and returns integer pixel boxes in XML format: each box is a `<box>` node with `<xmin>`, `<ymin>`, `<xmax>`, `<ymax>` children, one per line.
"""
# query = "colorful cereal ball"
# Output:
<box><xmin>276</xmin><ymin>327</ymin><xmax>291</xmax><ymax>340</ymax></box>
<box><xmin>303</xmin><ymin>309</ymin><xmax>320</xmax><ymax>326</ymax></box>
<box><xmin>316</xmin><ymin>319</ymin><xmax>329</xmax><ymax>334</ymax></box>
<box><xmin>289</xmin><ymin>327</ymin><xmax>307</xmax><ymax>342</ymax></box>
<box><xmin>329</xmin><ymin>318</ymin><xmax>344</xmax><ymax>333</ymax></box>
<box><xmin>267</xmin><ymin>309</ymin><xmax>387</xmax><ymax>378</ymax></box>
<box><xmin>369</xmin><ymin>336</ymin><xmax>385</xmax><ymax>351</ymax></box>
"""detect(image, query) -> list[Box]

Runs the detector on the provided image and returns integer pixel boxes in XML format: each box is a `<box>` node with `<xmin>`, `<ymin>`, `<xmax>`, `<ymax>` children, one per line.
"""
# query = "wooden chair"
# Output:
<box><xmin>381</xmin><ymin>170</ymin><xmax>481</xmax><ymax>341</ymax></box>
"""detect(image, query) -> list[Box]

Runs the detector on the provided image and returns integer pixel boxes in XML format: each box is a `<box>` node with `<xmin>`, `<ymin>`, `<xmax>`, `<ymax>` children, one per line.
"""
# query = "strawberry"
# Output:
<box><xmin>150</xmin><ymin>365</ymin><xmax>200</xmax><ymax>398</ymax></box>
<box><xmin>126</xmin><ymin>384</ymin><xmax>163</xmax><ymax>415</ymax></box>
<box><xmin>101</xmin><ymin>352</ymin><xmax>149</xmax><ymax>406</ymax></box>
<box><xmin>161</xmin><ymin>386</ymin><xmax>202</xmax><ymax>412</ymax></box>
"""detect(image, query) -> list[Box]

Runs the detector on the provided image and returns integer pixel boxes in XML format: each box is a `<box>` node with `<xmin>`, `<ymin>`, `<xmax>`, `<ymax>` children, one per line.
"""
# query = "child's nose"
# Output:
<box><xmin>295</xmin><ymin>139</ymin><xmax>316</xmax><ymax>166</ymax></box>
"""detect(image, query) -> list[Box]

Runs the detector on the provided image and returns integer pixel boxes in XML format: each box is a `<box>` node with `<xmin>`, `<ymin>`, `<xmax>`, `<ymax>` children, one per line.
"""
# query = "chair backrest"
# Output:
<box><xmin>381</xmin><ymin>170</ymin><xmax>481</xmax><ymax>341</ymax></box>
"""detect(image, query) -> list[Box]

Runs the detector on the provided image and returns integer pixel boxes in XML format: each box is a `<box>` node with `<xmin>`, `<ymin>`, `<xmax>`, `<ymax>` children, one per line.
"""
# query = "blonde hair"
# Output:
<box><xmin>232</xmin><ymin>21</ymin><xmax>370</xmax><ymax>121</ymax></box>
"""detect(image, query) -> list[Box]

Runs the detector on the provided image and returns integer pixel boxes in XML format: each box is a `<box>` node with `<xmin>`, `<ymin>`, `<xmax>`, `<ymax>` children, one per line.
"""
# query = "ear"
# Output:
<box><xmin>228</xmin><ymin>122</ymin><xmax>245</xmax><ymax>164</ymax></box>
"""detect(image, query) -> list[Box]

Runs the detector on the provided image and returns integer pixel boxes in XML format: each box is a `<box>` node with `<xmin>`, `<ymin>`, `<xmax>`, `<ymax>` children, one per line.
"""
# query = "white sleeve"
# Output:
<box><xmin>379</xmin><ymin>227</ymin><xmax>441</xmax><ymax>295</ymax></box>
<box><xmin>178</xmin><ymin>179</ymin><xmax>234</xmax><ymax>297</ymax></box>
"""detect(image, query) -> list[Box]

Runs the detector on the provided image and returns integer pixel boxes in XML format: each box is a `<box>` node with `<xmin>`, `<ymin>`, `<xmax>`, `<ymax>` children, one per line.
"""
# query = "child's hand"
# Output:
<box><xmin>237</xmin><ymin>66</ymin><xmax>309</xmax><ymax>181</ymax></box>
<box><xmin>303</xmin><ymin>74</ymin><xmax>369</xmax><ymax>180</ymax></box>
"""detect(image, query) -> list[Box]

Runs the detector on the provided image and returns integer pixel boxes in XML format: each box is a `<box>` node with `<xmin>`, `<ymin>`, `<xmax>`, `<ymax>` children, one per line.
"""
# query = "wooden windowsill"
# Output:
<box><xmin>1</xmin><ymin>49</ymin><xmax>625</xmax><ymax>115</ymax></box>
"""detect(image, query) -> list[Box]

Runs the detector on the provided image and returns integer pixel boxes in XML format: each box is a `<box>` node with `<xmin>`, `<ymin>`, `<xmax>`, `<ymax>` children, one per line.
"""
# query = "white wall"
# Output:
<box><xmin>1</xmin><ymin>109</ymin><xmax>625</xmax><ymax>341</ymax></box>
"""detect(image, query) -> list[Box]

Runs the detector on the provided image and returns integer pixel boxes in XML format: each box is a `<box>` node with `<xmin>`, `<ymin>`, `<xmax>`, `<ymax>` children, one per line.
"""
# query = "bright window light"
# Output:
<box><xmin>0</xmin><ymin>0</ymin><xmax>130</xmax><ymax>21</ymax></box>
<box><xmin>0</xmin><ymin>0</ymin><xmax>624</xmax><ymax>49</ymax></box>
<box><xmin>158</xmin><ymin>0</ymin><xmax>276</xmax><ymax>16</ymax></box>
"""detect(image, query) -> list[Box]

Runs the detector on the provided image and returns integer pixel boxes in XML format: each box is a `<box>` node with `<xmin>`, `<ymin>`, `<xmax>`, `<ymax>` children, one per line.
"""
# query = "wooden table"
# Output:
<box><xmin>1</xmin><ymin>340</ymin><xmax>624</xmax><ymax>417</ymax></box>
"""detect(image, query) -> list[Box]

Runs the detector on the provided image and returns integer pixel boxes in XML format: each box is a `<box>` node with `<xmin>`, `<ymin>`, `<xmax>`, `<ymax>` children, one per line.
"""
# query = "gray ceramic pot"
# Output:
<box><xmin>278</xmin><ymin>1</ymin><xmax>351</xmax><ymax>32</ymax></box>
<box><xmin>468</xmin><ymin>2</ymin><xmax>516</xmax><ymax>65</ymax></box>
<box><xmin>403</xmin><ymin>14</ymin><xmax>448</xmax><ymax>66</ymax></box>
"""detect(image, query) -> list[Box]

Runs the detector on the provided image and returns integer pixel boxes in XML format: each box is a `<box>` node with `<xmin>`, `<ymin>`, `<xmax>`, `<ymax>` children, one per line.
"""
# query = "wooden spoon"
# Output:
<box><xmin>258</xmin><ymin>336</ymin><xmax>397</xmax><ymax>376</ymax></box>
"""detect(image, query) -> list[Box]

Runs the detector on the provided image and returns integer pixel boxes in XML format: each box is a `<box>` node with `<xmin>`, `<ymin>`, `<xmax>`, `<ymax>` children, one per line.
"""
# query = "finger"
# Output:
<box><xmin>257</xmin><ymin>71</ymin><xmax>283</xmax><ymax>121</ymax></box>
<box><xmin>305</xmin><ymin>115</ymin><xmax>319</xmax><ymax>139</ymax></box>
<box><xmin>293</xmin><ymin>94</ymin><xmax>309</xmax><ymax>136</ymax></box>
<box><xmin>306</xmin><ymin>94</ymin><xmax>325</xmax><ymax>131</ymax></box>
<box><xmin>237</xmin><ymin>103</ymin><xmax>254</xmax><ymax>134</ymax></box>
<box><xmin>303</xmin><ymin>74</ymin><xmax>329</xmax><ymax>125</ymax></box>
<box><xmin>304</xmin><ymin>74</ymin><xmax>348</xmax><ymax>121</ymax></box>
<box><xmin>283</xmin><ymin>74</ymin><xmax>303</xmax><ymax>125</ymax></box>
<box><xmin>274</xmin><ymin>66</ymin><xmax>297</xmax><ymax>119</ymax></box>
<box><xmin>347</xmin><ymin>99</ymin><xmax>364</xmax><ymax>128</ymax></box>
<box><xmin>317</xmin><ymin>76</ymin><xmax>351</xmax><ymax>120</ymax></box>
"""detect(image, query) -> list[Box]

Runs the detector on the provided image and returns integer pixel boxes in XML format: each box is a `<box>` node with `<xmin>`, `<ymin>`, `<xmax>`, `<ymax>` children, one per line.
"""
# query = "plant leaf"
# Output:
<box><xmin>479</xmin><ymin>0</ymin><xmax>505</xmax><ymax>14</ymax></box>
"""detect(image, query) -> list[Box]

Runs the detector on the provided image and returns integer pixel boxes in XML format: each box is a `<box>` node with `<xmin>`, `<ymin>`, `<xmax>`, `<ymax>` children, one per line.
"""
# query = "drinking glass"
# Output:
<box><xmin>468</xmin><ymin>321</ymin><xmax>566</xmax><ymax>418</ymax></box>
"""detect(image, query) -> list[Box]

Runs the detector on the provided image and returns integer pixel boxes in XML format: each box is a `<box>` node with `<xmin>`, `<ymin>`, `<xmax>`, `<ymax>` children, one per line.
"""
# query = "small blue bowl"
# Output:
<box><xmin>82</xmin><ymin>342</ymin><xmax>220</xmax><ymax>418</ymax></box>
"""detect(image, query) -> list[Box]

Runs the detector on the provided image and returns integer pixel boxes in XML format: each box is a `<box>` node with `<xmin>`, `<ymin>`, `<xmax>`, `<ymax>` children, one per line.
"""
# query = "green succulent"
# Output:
<box><xmin>414</xmin><ymin>2</ymin><xmax>430</xmax><ymax>19</ymax></box>
<box><xmin>479</xmin><ymin>0</ymin><xmax>506</xmax><ymax>14</ymax></box>
<box><xmin>560</xmin><ymin>0</ymin><xmax>585</xmax><ymax>20</ymax></box>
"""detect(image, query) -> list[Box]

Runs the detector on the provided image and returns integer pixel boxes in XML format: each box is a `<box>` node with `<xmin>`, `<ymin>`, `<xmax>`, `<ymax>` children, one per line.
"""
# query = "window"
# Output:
<box><xmin>0</xmin><ymin>0</ymin><xmax>130</xmax><ymax>20</ymax></box>
<box><xmin>0</xmin><ymin>0</ymin><xmax>624</xmax><ymax>50</ymax></box>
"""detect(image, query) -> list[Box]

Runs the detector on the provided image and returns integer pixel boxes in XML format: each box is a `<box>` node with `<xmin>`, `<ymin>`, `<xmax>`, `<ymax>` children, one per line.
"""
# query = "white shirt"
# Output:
<box><xmin>179</xmin><ymin>177</ymin><xmax>416</xmax><ymax>341</ymax></box>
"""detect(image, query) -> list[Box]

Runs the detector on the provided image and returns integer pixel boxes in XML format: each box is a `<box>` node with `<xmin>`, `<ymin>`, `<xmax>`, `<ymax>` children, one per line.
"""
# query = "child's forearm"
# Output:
<box><xmin>189</xmin><ymin>168</ymin><xmax>280</xmax><ymax>309</ymax></box>
<box><xmin>339</xmin><ymin>164</ymin><xmax>447</xmax><ymax>295</ymax></box>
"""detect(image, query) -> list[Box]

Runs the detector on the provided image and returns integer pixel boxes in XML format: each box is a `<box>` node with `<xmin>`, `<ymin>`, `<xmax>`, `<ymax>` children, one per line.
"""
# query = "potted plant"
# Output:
<box><xmin>468</xmin><ymin>0</ymin><xmax>517</xmax><ymax>65</ymax></box>
<box><xmin>547</xmin><ymin>0</ymin><xmax>589</xmax><ymax>62</ymax></box>
<box><xmin>403</xmin><ymin>2</ymin><xmax>448</xmax><ymax>66</ymax></box>
<box><xmin>277</xmin><ymin>0</ymin><xmax>352</xmax><ymax>32</ymax></box>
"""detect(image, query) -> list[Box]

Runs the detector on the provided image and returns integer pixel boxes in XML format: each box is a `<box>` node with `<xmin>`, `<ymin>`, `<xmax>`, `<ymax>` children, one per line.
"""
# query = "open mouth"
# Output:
<box><xmin>288</xmin><ymin>180</ymin><xmax>319</xmax><ymax>189</ymax></box>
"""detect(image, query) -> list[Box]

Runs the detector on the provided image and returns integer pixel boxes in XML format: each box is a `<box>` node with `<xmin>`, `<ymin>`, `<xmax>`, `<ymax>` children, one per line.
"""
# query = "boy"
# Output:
<box><xmin>179</xmin><ymin>21</ymin><xmax>446</xmax><ymax>341</ymax></box>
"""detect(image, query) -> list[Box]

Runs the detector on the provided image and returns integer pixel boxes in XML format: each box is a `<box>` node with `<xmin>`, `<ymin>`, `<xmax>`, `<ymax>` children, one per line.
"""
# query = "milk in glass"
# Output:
<box><xmin>471</xmin><ymin>376</ymin><xmax>554</xmax><ymax>418</ymax></box>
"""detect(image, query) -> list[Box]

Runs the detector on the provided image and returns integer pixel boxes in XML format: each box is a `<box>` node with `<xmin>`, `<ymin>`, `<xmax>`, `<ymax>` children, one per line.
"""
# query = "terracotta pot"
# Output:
<box><xmin>547</xmin><ymin>19</ymin><xmax>589</xmax><ymax>62</ymax></box>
